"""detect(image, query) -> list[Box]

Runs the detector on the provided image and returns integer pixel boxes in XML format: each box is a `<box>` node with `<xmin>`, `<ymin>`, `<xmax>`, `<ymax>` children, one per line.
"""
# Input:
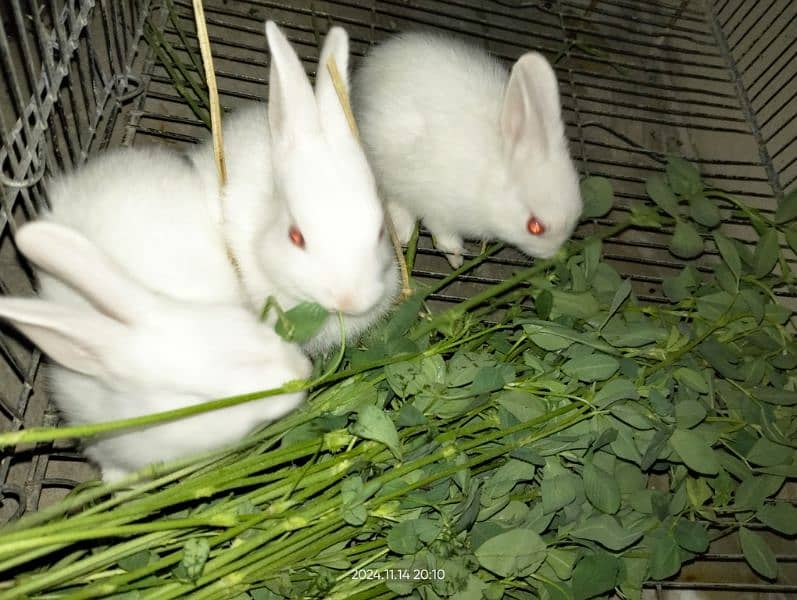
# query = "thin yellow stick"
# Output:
<box><xmin>191</xmin><ymin>1</ymin><xmax>244</xmax><ymax>279</ymax></box>
<box><xmin>326</xmin><ymin>57</ymin><xmax>412</xmax><ymax>299</ymax></box>
<box><xmin>191</xmin><ymin>0</ymin><xmax>227</xmax><ymax>188</ymax></box>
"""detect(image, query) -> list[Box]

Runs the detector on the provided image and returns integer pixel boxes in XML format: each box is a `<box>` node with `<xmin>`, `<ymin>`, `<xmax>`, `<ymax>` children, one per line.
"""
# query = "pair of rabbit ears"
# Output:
<box><xmin>500</xmin><ymin>52</ymin><xmax>565</xmax><ymax>158</ymax></box>
<box><xmin>0</xmin><ymin>223</ymin><xmax>157</xmax><ymax>377</ymax></box>
<box><xmin>265</xmin><ymin>21</ymin><xmax>355</xmax><ymax>149</ymax></box>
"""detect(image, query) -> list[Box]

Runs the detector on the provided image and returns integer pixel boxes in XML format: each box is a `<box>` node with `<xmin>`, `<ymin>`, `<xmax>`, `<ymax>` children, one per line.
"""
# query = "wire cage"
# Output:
<box><xmin>0</xmin><ymin>0</ymin><xmax>795</xmax><ymax>597</ymax></box>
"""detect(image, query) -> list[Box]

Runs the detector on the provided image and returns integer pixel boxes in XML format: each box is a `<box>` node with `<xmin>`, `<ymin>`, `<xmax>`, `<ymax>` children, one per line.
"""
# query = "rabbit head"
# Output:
<box><xmin>256</xmin><ymin>22</ymin><xmax>397</xmax><ymax>317</ymax></box>
<box><xmin>497</xmin><ymin>52</ymin><xmax>582</xmax><ymax>259</ymax></box>
<box><xmin>0</xmin><ymin>222</ymin><xmax>311</xmax><ymax>474</ymax></box>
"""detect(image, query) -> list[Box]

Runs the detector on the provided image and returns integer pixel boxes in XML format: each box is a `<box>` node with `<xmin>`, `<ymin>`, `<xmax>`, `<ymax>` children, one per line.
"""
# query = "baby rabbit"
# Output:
<box><xmin>40</xmin><ymin>22</ymin><xmax>397</xmax><ymax>357</ymax></box>
<box><xmin>0</xmin><ymin>223</ymin><xmax>311</xmax><ymax>482</ymax></box>
<box><xmin>353</xmin><ymin>32</ymin><xmax>583</xmax><ymax>268</ymax></box>
<box><xmin>190</xmin><ymin>22</ymin><xmax>399</xmax><ymax>354</ymax></box>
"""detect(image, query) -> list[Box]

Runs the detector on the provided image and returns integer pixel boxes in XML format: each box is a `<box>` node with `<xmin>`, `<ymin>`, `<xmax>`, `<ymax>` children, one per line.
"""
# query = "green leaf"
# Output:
<box><xmin>179</xmin><ymin>538</ymin><xmax>210</xmax><ymax>582</ymax></box>
<box><xmin>542</xmin><ymin>474</ymin><xmax>579</xmax><ymax>514</ymax></box>
<box><xmin>340</xmin><ymin>476</ymin><xmax>367</xmax><ymax>526</ymax></box>
<box><xmin>753</xmin><ymin>228</ymin><xmax>780</xmax><ymax>278</ymax></box>
<box><xmin>580</xmin><ymin>176</ymin><xmax>615</xmax><ymax>219</ymax></box>
<box><xmin>529</xmin><ymin>331</ymin><xmax>574</xmax><ymax>351</ymax></box>
<box><xmin>630</xmin><ymin>204</ymin><xmax>663</xmax><ymax>228</ymax></box>
<box><xmin>666</xmin><ymin>156</ymin><xmax>702</xmax><ymax>197</ymax></box>
<box><xmin>387</xmin><ymin>519</ymin><xmax>441</xmax><ymax>554</ymax></box>
<box><xmin>735</xmin><ymin>474</ymin><xmax>784</xmax><ymax>510</ymax></box>
<box><xmin>396</xmin><ymin>404</ymin><xmax>426</xmax><ymax>427</ymax></box>
<box><xmin>605</xmin><ymin>323</ymin><xmax>666</xmax><ymax>349</ymax></box>
<box><xmin>446</xmin><ymin>352</ymin><xmax>485</xmax><ymax>387</ymax></box>
<box><xmin>695</xmin><ymin>290</ymin><xmax>736</xmax><ymax>322</ymax></box>
<box><xmin>250</xmin><ymin>588</ymin><xmax>282</xmax><ymax>600</ymax></box>
<box><xmin>599</xmin><ymin>279</ymin><xmax>632</xmax><ymax>330</ymax></box>
<box><xmin>746</xmin><ymin>436</ymin><xmax>792</xmax><ymax>467</ymax></box>
<box><xmin>674</xmin><ymin>519</ymin><xmax>709</xmax><ymax>553</ymax></box>
<box><xmin>562</xmin><ymin>354</ymin><xmax>620</xmax><ymax>382</ymax></box>
<box><xmin>669</xmin><ymin>220</ymin><xmax>704</xmax><ymax>259</ymax></box>
<box><xmin>119</xmin><ymin>550</ymin><xmax>156</xmax><ymax>572</ymax></box>
<box><xmin>546</xmin><ymin>548</ymin><xmax>577</xmax><ymax>580</ymax></box>
<box><xmin>385</xmin><ymin>355</ymin><xmax>446</xmax><ymax>398</ymax></box>
<box><xmin>689</xmin><ymin>192</ymin><xmax>721</xmax><ymax>227</ymax></box>
<box><xmin>675</xmin><ymin>399</ymin><xmax>707</xmax><ymax>429</ymax></box>
<box><xmin>475</xmin><ymin>529</ymin><xmax>547</xmax><ymax>577</ymax></box>
<box><xmin>648</xmin><ymin>533</ymin><xmax>681</xmax><ymax>580</ymax></box>
<box><xmin>483</xmin><ymin>582</ymin><xmax>506</xmax><ymax>600</ymax></box>
<box><xmin>550</xmin><ymin>290</ymin><xmax>601</xmax><ymax>319</ymax></box>
<box><xmin>569</xmin><ymin>514</ymin><xmax>644</xmax><ymax>551</ymax></box>
<box><xmin>646</xmin><ymin>174</ymin><xmax>680</xmax><ymax>218</ymax></box>
<box><xmin>674</xmin><ymin>367</ymin><xmax>709</xmax><ymax>394</ymax></box>
<box><xmin>640</xmin><ymin>430</ymin><xmax>669</xmax><ymax>470</ymax></box>
<box><xmin>739</xmin><ymin>527</ymin><xmax>778</xmax><ymax>580</ymax></box>
<box><xmin>774</xmin><ymin>188</ymin><xmax>797</xmax><ymax>224</ymax></box>
<box><xmin>572</xmin><ymin>551</ymin><xmax>620</xmax><ymax>600</ymax></box>
<box><xmin>618</xmin><ymin>557</ymin><xmax>649</xmax><ymax>600</ymax></box>
<box><xmin>612</xmin><ymin>402</ymin><xmax>655</xmax><ymax>431</ymax></box>
<box><xmin>663</xmin><ymin>265</ymin><xmax>699</xmax><ymax>302</ymax></box>
<box><xmin>583</xmin><ymin>459</ymin><xmax>621</xmax><ymax>514</ymax></box>
<box><xmin>350</xmin><ymin>405</ymin><xmax>402</xmax><ymax>459</ymax></box>
<box><xmin>470</xmin><ymin>365</ymin><xmax>514</xmax><ymax>395</ymax></box>
<box><xmin>593</xmin><ymin>378</ymin><xmax>639</xmax><ymax>408</ymax></box>
<box><xmin>750</xmin><ymin>386</ymin><xmax>797</xmax><ymax>406</ymax></box>
<box><xmin>583</xmin><ymin>237</ymin><xmax>602</xmax><ymax>282</ymax></box>
<box><xmin>713</xmin><ymin>232</ymin><xmax>742</xmax><ymax>280</ymax></box>
<box><xmin>757</xmin><ymin>503</ymin><xmax>797</xmax><ymax>535</ymax></box>
<box><xmin>686</xmin><ymin>476</ymin><xmax>711</xmax><ymax>511</ymax></box>
<box><xmin>535</xmin><ymin>289</ymin><xmax>554</xmax><ymax>320</ymax></box>
<box><xmin>483</xmin><ymin>459</ymin><xmax>534</xmax><ymax>502</ymax></box>
<box><xmin>670</xmin><ymin>429</ymin><xmax>719</xmax><ymax>475</ymax></box>
<box><xmin>273</xmin><ymin>302</ymin><xmax>329</xmax><ymax>343</ymax></box>
<box><xmin>785</xmin><ymin>228</ymin><xmax>797</xmax><ymax>255</ymax></box>
<box><xmin>378</xmin><ymin>290</ymin><xmax>425</xmax><ymax>341</ymax></box>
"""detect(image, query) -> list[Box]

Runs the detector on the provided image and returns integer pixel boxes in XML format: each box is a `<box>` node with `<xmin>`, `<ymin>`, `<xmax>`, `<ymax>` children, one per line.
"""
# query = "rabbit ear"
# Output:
<box><xmin>315</xmin><ymin>26</ymin><xmax>354</xmax><ymax>142</ymax></box>
<box><xmin>500</xmin><ymin>52</ymin><xmax>563</xmax><ymax>158</ymax></box>
<box><xmin>0</xmin><ymin>297</ymin><xmax>126</xmax><ymax>377</ymax></box>
<box><xmin>15</xmin><ymin>222</ymin><xmax>157</xmax><ymax>324</ymax></box>
<box><xmin>265</xmin><ymin>21</ymin><xmax>322</xmax><ymax>147</ymax></box>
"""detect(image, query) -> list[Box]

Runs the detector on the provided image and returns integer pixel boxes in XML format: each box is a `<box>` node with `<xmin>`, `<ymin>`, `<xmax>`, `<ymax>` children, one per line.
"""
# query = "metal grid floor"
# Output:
<box><xmin>1</xmin><ymin>0</ymin><xmax>796</xmax><ymax>597</ymax></box>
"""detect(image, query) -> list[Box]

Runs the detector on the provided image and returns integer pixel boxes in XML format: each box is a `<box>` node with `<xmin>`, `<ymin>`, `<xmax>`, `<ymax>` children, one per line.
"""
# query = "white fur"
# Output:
<box><xmin>42</xmin><ymin>146</ymin><xmax>241</xmax><ymax>305</ymax></box>
<box><xmin>352</xmin><ymin>32</ymin><xmax>583</xmax><ymax>267</ymax></box>
<box><xmin>0</xmin><ymin>223</ymin><xmax>311</xmax><ymax>482</ymax></box>
<box><xmin>190</xmin><ymin>23</ymin><xmax>399</xmax><ymax>355</ymax></box>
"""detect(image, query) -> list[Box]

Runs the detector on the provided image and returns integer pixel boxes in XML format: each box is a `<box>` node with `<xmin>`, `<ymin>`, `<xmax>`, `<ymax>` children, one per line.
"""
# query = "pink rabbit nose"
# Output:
<box><xmin>335</xmin><ymin>294</ymin><xmax>356</xmax><ymax>313</ymax></box>
<box><xmin>527</xmin><ymin>216</ymin><xmax>545</xmax><ymax>235</ymax></box>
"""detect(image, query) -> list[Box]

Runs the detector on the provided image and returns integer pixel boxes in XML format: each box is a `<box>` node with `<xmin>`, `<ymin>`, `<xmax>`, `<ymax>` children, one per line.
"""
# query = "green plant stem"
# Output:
<box><xmin>0</xmin><ymin>381</ymin><xmax>306</xmax><ymax>447</ymax></box>
<box><xmin>405</xmin><ymin>222</ymin><xmax>420</xmax><ymax>273</ymax></box>
<box><xmin>164</xmin><ymin>0</ymin><xmax>204</xmax><ymax>75</ymax></box>
<box><xmin>0</xmin><ymin>532</ymin><xmax>178</xmax><ymax>600</ymax></box>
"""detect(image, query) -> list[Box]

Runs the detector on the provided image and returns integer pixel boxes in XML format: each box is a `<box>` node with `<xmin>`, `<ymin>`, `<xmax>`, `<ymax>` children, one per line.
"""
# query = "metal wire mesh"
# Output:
<box><xmin>0</xmin><ymin>0</ymin><xmax>795</xmax><ymax>596</ymax></box>
<box><xmin>0</xmin><ymin>0</ymin><xmax>152</xmax><ymax>522</ymax></box>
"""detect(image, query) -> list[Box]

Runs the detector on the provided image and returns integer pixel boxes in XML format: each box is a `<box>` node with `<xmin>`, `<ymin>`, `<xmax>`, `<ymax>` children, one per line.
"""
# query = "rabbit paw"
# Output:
<box><xmin>387</xmin><ymin>202</ymin><xmax>417</xmax><ymax>245</ymax></box>
<box><xmin>432</xmin><ymin>232</ymin><xmax>465</xmax><ymax>269</ymax></box>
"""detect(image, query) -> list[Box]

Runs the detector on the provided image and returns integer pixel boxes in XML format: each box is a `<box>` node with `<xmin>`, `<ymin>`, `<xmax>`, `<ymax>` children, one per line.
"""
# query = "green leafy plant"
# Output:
<box><xmin>0</xmin><ymin>162</ymin><xmax>794</xmax><ymax>599</ymax></box>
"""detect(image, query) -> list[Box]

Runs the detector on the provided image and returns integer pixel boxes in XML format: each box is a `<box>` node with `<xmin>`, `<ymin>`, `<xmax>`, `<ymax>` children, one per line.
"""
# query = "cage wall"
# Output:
<box><xmin>0</xmin><ymin>0</ymin><xmax>795</xmax><ymax>597</ymax></box>
<box><xmin>0</xmin><ymin>0</ymin><xmax>152</xmax><ymax>521</ymax></box>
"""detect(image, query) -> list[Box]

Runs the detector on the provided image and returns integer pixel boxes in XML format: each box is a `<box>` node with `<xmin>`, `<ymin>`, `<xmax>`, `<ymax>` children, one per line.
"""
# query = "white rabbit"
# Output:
<box><xmin>189</xmin><ymin>22</ymin><xmax>399</xmax><ymax>355</ymax></box>
<box><xmin>352</xmin><ymin>32</ymin><xmax>583</xmax><ymax>268</ymax></box>
<box><xmin>0</xmin><ymin>222</ymin><xmax>311</xmax><ymax>482</ymax></box>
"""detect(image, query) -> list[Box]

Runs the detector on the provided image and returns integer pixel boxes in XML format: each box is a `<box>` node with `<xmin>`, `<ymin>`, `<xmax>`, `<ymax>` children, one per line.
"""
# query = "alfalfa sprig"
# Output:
<box><xmin>1</xmin><ymin>159</ymin><xmax>795</xmax><ymax>599</ymax></box>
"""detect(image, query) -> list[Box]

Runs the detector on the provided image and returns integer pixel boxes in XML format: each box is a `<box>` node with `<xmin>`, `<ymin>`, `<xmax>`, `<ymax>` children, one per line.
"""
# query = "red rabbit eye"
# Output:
<box><xmin>527</xmin><ymin>216</ymin><xmax>545</xmax><ymax>236</ymax></box>
<box><xmin>289</xmin><ymin>225</ymin><xmax>305</xmax><ymax>248</ymax></box>
<box><xmin>378</xmin><ymin>223</ymin><xmax>385</xmax><ymax>240</ymax></box>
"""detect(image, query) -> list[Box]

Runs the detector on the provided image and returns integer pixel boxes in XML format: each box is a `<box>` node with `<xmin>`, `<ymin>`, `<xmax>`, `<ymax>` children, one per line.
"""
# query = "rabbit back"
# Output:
<box><xmin>43</xmin><ymin>146</ymin><xmax>242</xmax><ymax>306</ymax></box>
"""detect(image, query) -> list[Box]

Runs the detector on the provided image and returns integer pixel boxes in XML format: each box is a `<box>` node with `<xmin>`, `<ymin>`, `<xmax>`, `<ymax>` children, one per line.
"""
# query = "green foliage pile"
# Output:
<box><xmin>0</xmin><ymin>159</ymin><xmax>795</xmax><ymax>599</ymax></box>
